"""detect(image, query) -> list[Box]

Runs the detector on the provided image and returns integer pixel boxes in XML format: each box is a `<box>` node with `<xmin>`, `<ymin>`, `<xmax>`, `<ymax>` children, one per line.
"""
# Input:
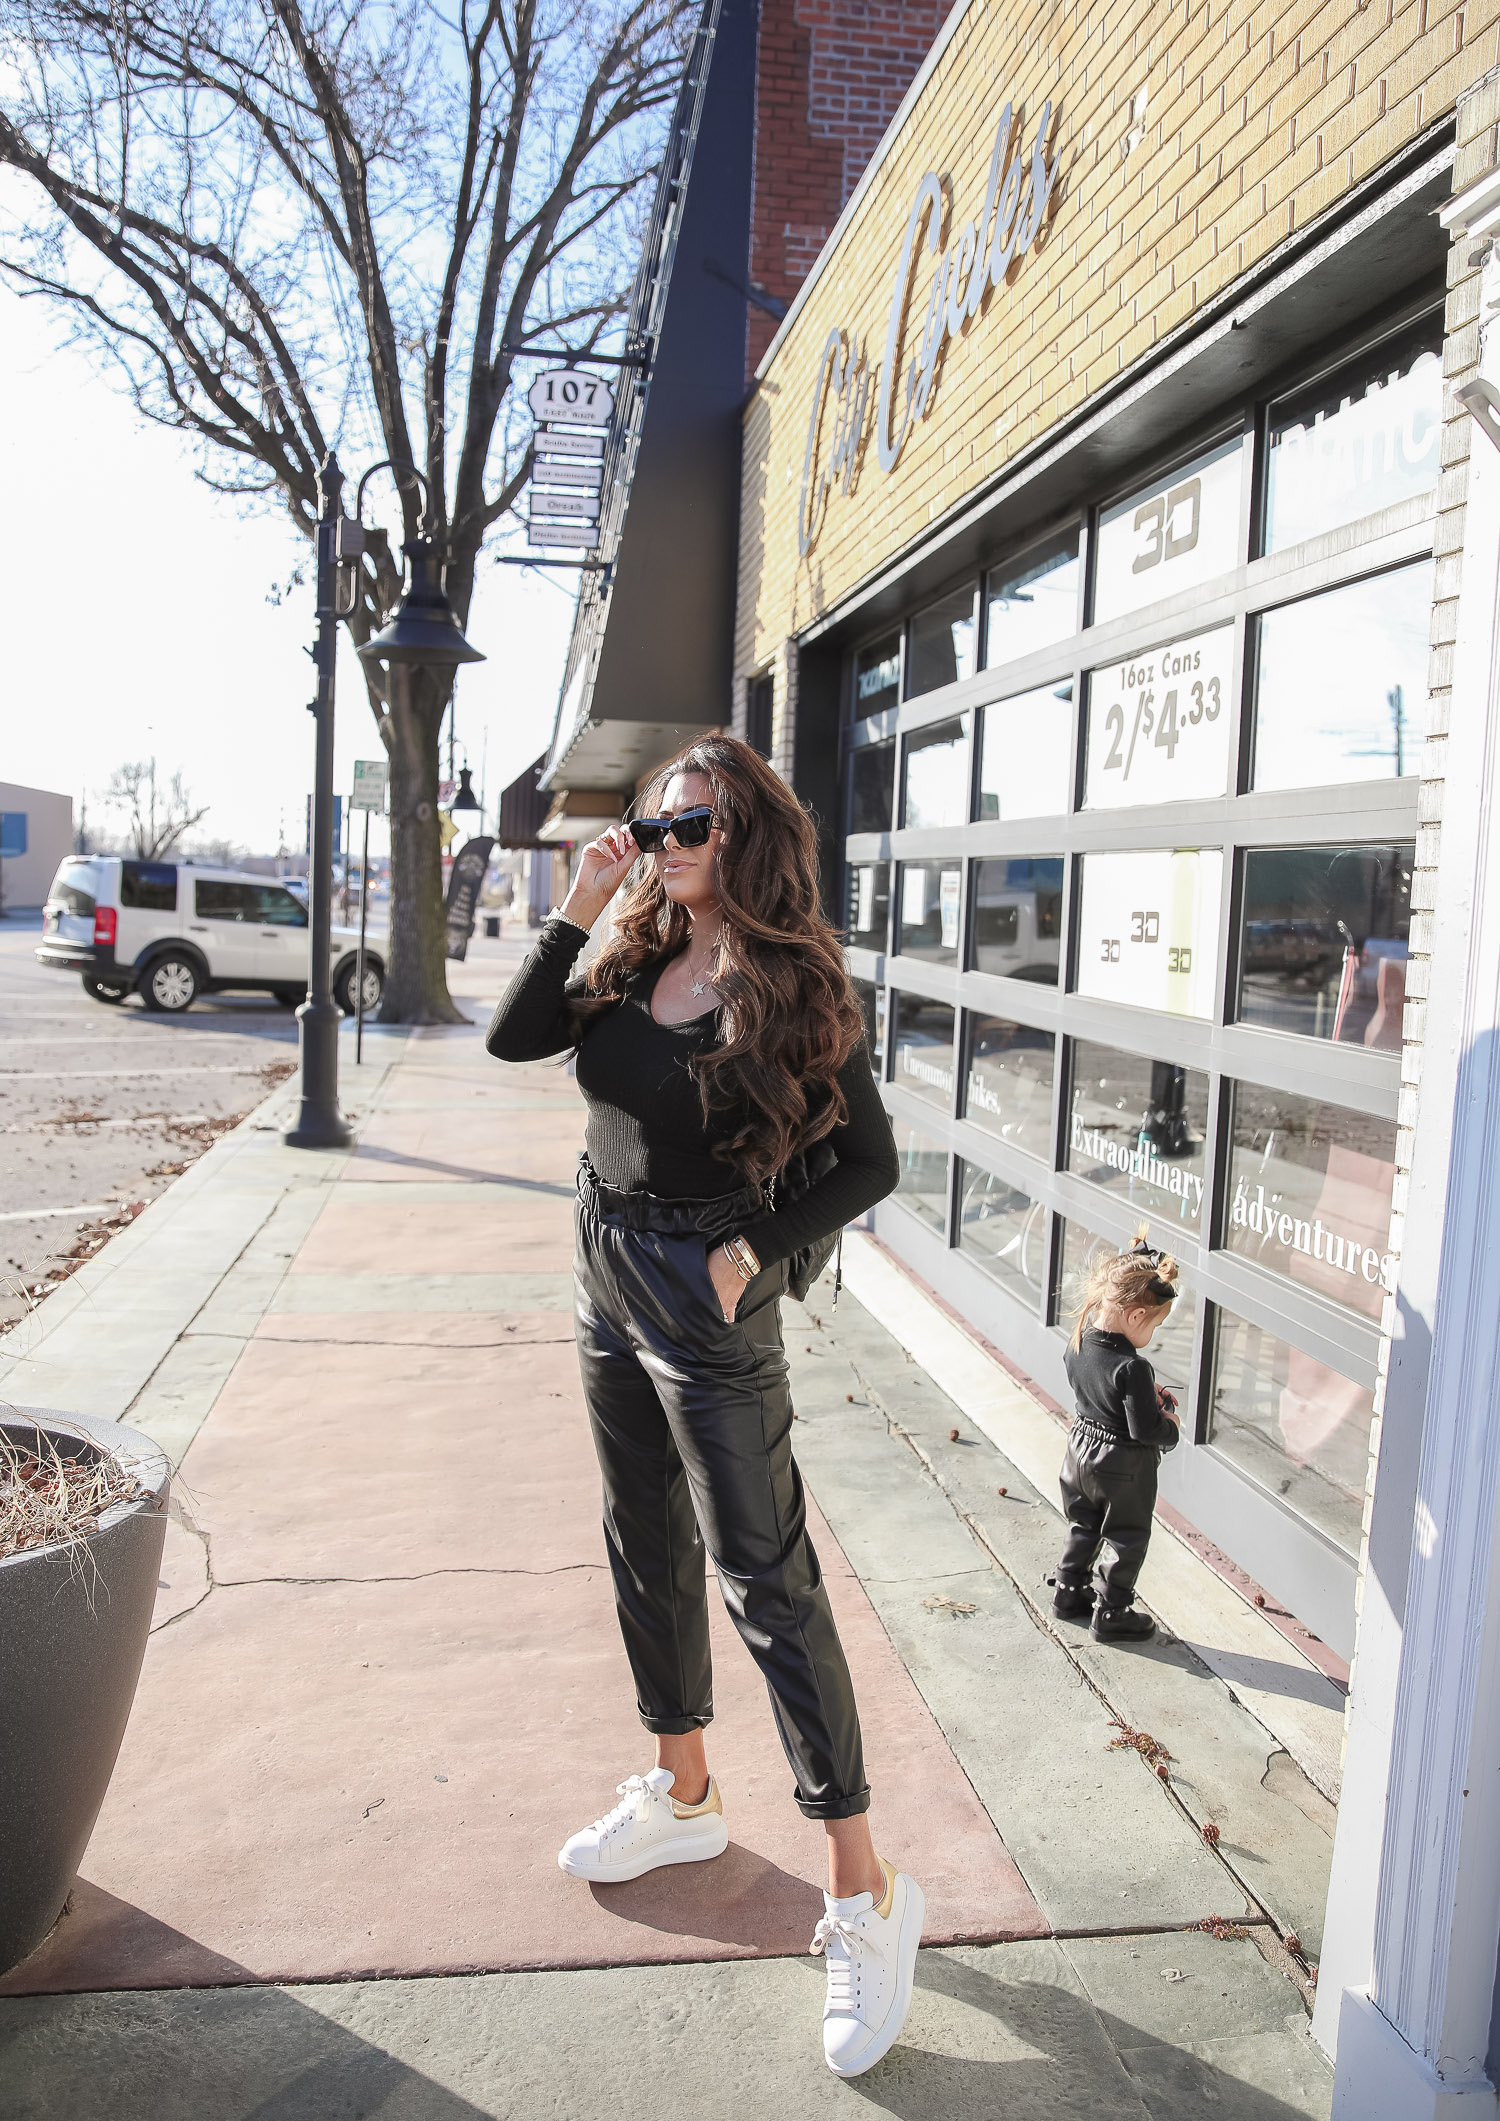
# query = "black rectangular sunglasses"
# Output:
<box><xmin>629</xmin><ymin>805</ymin><xmax>715</xmax><ymax>852</ymax></box>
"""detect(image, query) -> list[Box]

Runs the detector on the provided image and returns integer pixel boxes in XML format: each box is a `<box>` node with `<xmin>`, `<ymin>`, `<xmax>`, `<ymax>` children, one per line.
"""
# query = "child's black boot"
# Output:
<box><xmin>1048</xmin><ymin>1575</ymin><xmax>1095</xmax><ymax>1622</ymax></box>
<box><xmin>1092</xmin><ymin>1601</ymin><xmax>1156</xmax><ymax>1643</ymax></box>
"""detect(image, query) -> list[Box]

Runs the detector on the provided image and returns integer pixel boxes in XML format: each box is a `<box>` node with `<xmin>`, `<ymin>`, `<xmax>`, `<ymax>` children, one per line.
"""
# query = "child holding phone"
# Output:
<box><xmin>1050</xmin><ymin>1230</ymin><xmax>1181</xmax><ymax>1644</ymax></box>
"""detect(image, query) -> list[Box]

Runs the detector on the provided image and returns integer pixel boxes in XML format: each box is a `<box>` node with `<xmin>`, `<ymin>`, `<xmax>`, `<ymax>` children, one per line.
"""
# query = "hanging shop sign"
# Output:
<box><xmin>798</xmin><ymin>95</ymin><xmax>1059</xmax><ymax>556</ymax></box>
<box><xmin>526</xmin><ymin>369</ymin><xmax>612</xmax><ymax>550</ymax></box>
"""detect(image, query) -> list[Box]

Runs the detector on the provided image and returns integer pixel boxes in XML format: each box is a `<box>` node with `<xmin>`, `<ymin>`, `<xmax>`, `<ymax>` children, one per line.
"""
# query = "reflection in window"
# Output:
<box><xmin>257</xmin><ymin>886</ymin><xmax>309</xmax><ymax>927</ymax></box>
<box><xmin>1238</xmin><ymin>844</ymin><xmax>1413</xmax><ymax>1045</ymax></box>
<box><xmin>959</xmin><ymin>1164</ymin><xmax>1047</xmax><ymax>1310</ymax></box>
<box><xmin>963</xmin><ymin>1015</ymin><xmax>1055</xmax><ymax>1160</ymax></box>
<box><xmin>903</xmin><ymin>716</ymin><xmax>970</xmax><ymax>829</ymax></box>
<box><xmin>851</xmin><ymin>978</ymin><xmax>887</xmax><ymax>1076</ymax></box>
<box><xmin>1093</xmin><ymin>438</ymin><xmax>1243</xmax><ymax>627</ymax></box>
<box><xmin>1209</xmin><ymin>1309</ymin><xmax>1374</xmax><ymax>1553</ymax></box>
<box><xmin>985</xmin><ymin>528</ymin><xmax>1081</xmax><ymax>669</ymax></box>
<box><xmin>1265</xmin><ymin>315</ymin><xmax>1443</xmax><ymax>553</ymax></box>
<box><xmin>907</xmin><ymin>586</ymin><xmax>976</xmax><ymax>697</ymax></box>
<box><xmin>1057</xmin><ymin>1219</ymin><xmax>1197</xmax><ymax>1402</ymax></box>
<box><xmin>855</xmin><ymin>635</ymin><xmax>901</xmax><ymax>721</ymax></box>
<box><xmin>968</xmin><ymin>857</ymin><xmax>1063</xmax><ymax>982</ymax></box>
<box><xmin>1253</xmin><ymin>561</ymin><xmax>1432</xmax><ymax>791</ymax></box>
<box><xmin>1222</xmin><ymin>1084</ymin><xmax>1395</xmax><ymax>1325</ymax></box>
<box><xmin>845</xmin><ymin>862</ymin><xmax>890</xmax><ymax>951</ymax></box>
<box><xmin>898</xmin><ymin>862</ymin><xmax>963</xmax><ymax>963</ymax></box>
<box><xmin>195</xmin><ymin>880</ymin><xmax>260</xmax><ymax>920</ymax></box>
<box><xmin>849</xmin><ymin>739</ymin><xmax>895</xmax><ymax>835</ymax></box>
<box><xmin>976</xmin><ymin>682</ymin><xmax>1073</xmax><ymax>821</ymax></box>
<box><xmin>894</xmin><ymin>1121</ymin><xmax>949</xmax><ymax>1236</ymax></box>
<box><xmin>1068</xmin><ymin>1041</ymin><xmax>1208</xmax><ymax>1230</ymax></box>
<box><xmin>892</xmin><ymin>993</ymin><xmax>956</xmax><ymax>1111</ymax></box>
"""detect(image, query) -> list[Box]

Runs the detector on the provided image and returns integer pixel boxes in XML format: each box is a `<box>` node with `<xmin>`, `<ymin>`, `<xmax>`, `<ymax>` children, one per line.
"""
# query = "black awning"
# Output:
<box><xmin>497</xmin><ymin>755</ymin><xmax>550</xmax><ymax>848</ymax></box>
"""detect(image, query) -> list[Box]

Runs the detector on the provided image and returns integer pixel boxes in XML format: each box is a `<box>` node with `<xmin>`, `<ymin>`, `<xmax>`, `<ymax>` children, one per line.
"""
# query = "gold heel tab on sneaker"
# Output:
<box><xmin>671</xmin><ymin>1775</ymin><xmax>723</xmax><ymax>1820</ymax></box>
<box><xmin>873</xmin><ymin>1857</ymin><xmax>898</xmax><ymax>1921</ymax></box>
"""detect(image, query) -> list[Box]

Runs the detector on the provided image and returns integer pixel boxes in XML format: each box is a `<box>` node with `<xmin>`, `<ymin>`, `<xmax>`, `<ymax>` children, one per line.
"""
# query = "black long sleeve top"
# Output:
<box><xmin>1063</xmin><ymin>1328</ymin><xmax>1180</xmax><ymax>1452</ymax></box>
<box><xmin>485</xmin><ymin>914</ymin><xmax>900</xmax><ymax>1268</ymax></box>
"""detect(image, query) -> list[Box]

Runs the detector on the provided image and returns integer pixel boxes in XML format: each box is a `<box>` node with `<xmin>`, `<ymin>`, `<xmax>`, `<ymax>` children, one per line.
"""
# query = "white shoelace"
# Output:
<box><xmin>810</xmin><ymin>1911</ymin><xmax>869</xmax><ymax>2010</ymax></box>
<box><xmin>590</xmin><ymin>1773</ymin><xmax>666</xmax><ymax>1842</ymax></box>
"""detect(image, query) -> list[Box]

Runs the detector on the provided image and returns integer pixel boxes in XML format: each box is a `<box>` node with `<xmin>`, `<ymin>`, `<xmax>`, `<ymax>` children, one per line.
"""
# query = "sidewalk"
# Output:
<box><xmin>0</xmin><ymin>930</ymin><xmax>1337</xmax><ymax>2118</ymax></box>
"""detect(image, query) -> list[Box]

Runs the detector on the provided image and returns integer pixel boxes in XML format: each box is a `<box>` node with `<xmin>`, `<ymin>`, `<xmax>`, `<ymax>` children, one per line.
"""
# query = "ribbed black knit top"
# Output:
<box><xmin>1063</xmin><ymin>1328</ymin><xmax>1180</xmax><ymax>1451</ymax></box>
<box><xmin>485</xmin><ymin>914</ymin><xmax>900</xmax><ymax>1268</ymax></box>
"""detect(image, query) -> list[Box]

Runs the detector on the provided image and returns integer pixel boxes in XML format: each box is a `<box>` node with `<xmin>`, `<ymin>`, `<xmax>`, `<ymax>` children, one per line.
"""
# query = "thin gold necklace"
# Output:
<box><xmin>683</xmin><ymin>932</ymin><xmax>719</xmax><ymax>998</ymax></box>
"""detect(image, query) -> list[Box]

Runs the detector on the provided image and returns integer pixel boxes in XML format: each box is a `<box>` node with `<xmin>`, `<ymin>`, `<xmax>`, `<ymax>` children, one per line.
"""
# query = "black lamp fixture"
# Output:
<box><xmin>357</xmin><ymin>538</ymin><xmax>486</xmax><ymax>672</ymax></box>
<box><xmin>451</xmin><ymin>766</ymin><xmax>481</xmax><ymax>814</ymax></box>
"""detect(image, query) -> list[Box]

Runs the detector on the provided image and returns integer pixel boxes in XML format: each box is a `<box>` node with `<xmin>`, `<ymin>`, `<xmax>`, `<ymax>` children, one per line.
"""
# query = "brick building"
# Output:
<box><xmin>732</xmin><ymin>0</ymin><xmax>1500</xmax><ymax>2103</ymax></box>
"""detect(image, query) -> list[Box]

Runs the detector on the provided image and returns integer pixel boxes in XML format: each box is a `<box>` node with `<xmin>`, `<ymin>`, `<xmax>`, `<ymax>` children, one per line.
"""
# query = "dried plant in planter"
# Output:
<box><xmin>0</xmin><ymin>1433</ymin><xmax>143</xmax><ymax>1563</ymax></box>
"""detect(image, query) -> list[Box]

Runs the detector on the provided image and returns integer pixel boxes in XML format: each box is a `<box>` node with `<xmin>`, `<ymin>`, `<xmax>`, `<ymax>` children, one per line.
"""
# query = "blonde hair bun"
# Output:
<box><xmin>1069</xmin><ymin>1225</ymin><xmax>1179</xmax><ymax>1347</ymax></box>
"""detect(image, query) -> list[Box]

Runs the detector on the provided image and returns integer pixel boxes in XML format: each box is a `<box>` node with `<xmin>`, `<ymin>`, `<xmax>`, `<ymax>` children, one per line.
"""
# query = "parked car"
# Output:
<box><xmin>36</xmin><ymin>856</ymin><xmax>385</xmax><ymax>1015</ymax></box>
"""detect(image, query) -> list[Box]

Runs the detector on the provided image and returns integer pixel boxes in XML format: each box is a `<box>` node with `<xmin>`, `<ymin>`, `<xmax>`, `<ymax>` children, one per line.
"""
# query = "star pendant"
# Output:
<box><xmin>691</xmin><ymin>979</ymin><xmax>707</xmax><ymax>997</ymax></box>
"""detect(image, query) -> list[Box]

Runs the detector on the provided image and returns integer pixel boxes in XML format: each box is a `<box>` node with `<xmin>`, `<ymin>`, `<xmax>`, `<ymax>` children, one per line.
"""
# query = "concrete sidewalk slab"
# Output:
<box><xmin>255</xmin><ymin>1312</ymin><xmax>575</xmax><ymax>1348</ymax></box>
<box><xmin>348</xmin><ymin>1105</ymin><xmax>583</xmax><ymax>1186</ymax></box>
<box><xmin>291</xmin><ymin>1192</ymin><xmax>577</xmax><ymax>1275</ymax></box>
<box><xmin>2</xmin><ymin>1489</ymin><xmax>1041</xmax><ymax>1994</ymax></box>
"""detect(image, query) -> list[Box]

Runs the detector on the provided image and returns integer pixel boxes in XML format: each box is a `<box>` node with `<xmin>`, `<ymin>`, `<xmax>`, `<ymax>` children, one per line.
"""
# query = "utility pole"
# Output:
<box><xmin>284</xmin><ymin>453</ymin><xmax>352</xmax><ymax>1150</ymax></box>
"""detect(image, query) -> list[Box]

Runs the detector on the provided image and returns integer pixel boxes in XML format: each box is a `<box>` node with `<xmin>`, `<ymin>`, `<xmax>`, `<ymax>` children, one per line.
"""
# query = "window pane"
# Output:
<box><xmin>1209</xmin><ymin>1309</ymin><xmax>1374</xmax><ymax>1553</ymax></box>
<box><xmin>894</xmin><ymin>1120</ymin><xmax>949</xmax><ymax>1236</ymax></box>
<box><xmin>1067</xmin><ymin>1041</ymin><xmax>1208</xmax><ymax>1232</ymax></box>
<box><xmin>976</xmin><ymin>682</ymin><xmax>1073</xmax><ymax>820</ymax></box>
<box><xmin>1084</xmin><ymin>625</ymin><xmax>1234</xmax><ymax>808</ymax></box>
<box><xmin>968</xmin><ymin>857</ymin><xmax>1064</xmax><ymax>982</ymax></box>
<box><xmin>891</xmin><ymin>993</ymin><xmax>956</xmax><ymax>1111</ymax></box>
<box><xmin>958</xmin><ymin>1164</ymin><xmax>1047</xmax><ymax>1310</ymax></box>
<box><xmin>1057</xmin><ymin>1218</ymin><xmax>1197</xmax><ymax>1401</ymax></box>
<box><xmin>845</xmin><ymin>862</ymin><xmax>890</xmax><ymax>952</ymax></box>
<box><xmin>1093</xmin><ymin>438</ymin><xmax>1243</xmax><ymax>626</ymax></box>
<box><xmin>962</xmin><ymin>1014</ymin><xmax>1055</xmax><ymax>1160</ymax></box>
<box><xmin>1252</xmin><ymin>562</ymin><xmax>1432</xmax><ymax>791</ymax></box>
<box><xmin>1265</xmin><ymin>315</ymin><xmax>1443</xmax><ymax>553</ymax></box>
<box><xmin>121</xmin><ymin>861</ymin><xmax>178</xmax><ymax>912</ymax></box>
<box><xmin>897</xmin><ymin>862</ymin><xmax>962</xmax><ymax>963</ymax></box>
<box><xmin>1237</xmin><ymin>844</ymin><xmax>1413</xmax><ymax>1044</ymax></box>
<box><xmin>851</xmin><ymin>978</ymin><xmax>887</xmax><ymax>1075</ymax></box>
<box><xmin>195</xmin><ymin>880</ymin><xmax>257</xmax><ymax>920</ymax></box>
<box><xmin>985</xmin><ymin>528</ymin><xmax>1081</xmax><ymax>668</ymax></box>
<box><xmin>907</xmin><ymin>586</ymin><xmax>976</xmax><ymax>697</ymax></box>
<box><xmin>256</xmin><ymin>885</ymin><xmax>309</xmax><ymax>926</ymax></box>
<box><xmin>1223</xmin><ymin>1084</ymin><xmax>1395</xmax><ymax>1324</ymax></box>
<box><xmin>849</xmin><ymin>739</ymin><xmax>895</xmax><ymax>835</ymax></box>
<box><xmin>49</xmin><ymin>860</ymin><xmax>98</xmax><ymax>918</ymax></box>
<box><xmin>1074</xmin><ymin>849</ymin><xmax>1222</xmax><ymax>1018</ymax></box>
<box><xmin>855</xmin><ymin>635</ymin><xmax>901</xmax><ymax>721</ymax></box>
<box><xmin>902</xmin><ymin>716</ymin><xmax>970</xmax><ymax>829</ymax></box>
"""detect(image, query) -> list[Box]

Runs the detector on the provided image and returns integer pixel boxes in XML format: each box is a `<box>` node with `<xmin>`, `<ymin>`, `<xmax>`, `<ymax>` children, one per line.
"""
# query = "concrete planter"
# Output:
<box><xmin>0</xmin><ymin>1410</ymin><xmax>169</xmax><ymax>1976</ymax></box>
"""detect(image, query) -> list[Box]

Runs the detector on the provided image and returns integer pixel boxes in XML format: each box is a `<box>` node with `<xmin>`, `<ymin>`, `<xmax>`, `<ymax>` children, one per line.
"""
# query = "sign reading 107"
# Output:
<box><xmin>526</xmin><ymin>367</ymin><xmax>615</xmax><ymax>426</ymax></box>
<box><xmin>1084</xmin><ymin>623</ymin><xmax>1234</xmax><ymax>810</ymax></box>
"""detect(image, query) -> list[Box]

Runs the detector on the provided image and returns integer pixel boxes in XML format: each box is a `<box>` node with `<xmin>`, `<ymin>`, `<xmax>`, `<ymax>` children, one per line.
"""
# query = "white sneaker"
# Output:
<box><xmin>557</xmin><ymin>1767</ymin><xmax>729</xmax><ymax>1883</ymax></box>
<box><xmin>810</xmin><ymin>1858</ymin><xmax>925</xmax><ymax>2078</ymax></box>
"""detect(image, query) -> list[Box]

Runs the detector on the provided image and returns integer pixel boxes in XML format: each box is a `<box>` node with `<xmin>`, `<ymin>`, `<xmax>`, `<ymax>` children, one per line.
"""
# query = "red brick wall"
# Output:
<box><xmin>747</xmin><ymin>0</ymin><xmax>947</xmax><ymax>372</ymax></box>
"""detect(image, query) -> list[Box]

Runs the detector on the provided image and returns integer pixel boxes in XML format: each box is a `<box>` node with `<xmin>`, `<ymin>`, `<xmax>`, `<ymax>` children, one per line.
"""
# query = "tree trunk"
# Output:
<box><xmin>377</xmin><ymin>670</ymin><xmax>464</xmax><ymax>1026</ymax></box>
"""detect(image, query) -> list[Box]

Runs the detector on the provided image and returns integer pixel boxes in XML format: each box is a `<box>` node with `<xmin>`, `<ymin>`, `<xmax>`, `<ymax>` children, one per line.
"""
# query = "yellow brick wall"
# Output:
<box><xmin>737</xmin><ymin>0</ymin><xmax>1499</xmax><ymax>676</ymax></box>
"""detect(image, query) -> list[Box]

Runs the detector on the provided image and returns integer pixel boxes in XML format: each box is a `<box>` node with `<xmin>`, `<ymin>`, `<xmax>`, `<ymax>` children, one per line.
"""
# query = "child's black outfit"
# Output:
<box><xmin>1054</xmin><ymin>1328</ymin><xmax>1179</xmax><ymax>1629</ymax></box>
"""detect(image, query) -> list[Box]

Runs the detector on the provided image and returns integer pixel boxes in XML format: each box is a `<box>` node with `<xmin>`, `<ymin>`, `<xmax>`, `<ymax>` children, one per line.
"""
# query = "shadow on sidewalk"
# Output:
<box><xmin>588</xmin><ymin>1842</ymin><xmax>823</xmax><ymax>1952</ymax></box>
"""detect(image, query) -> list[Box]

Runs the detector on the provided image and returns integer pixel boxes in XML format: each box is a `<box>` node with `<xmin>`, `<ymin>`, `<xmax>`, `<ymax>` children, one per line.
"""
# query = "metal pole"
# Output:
<box><xmin>284</xmin><ymin>452</ymin><xmax>353</xmax><ymax>1149</ymax></box>
<box><xmin>356</xmin><ymin>805</ymin><xmax>370</xmax><ymax>1066</ymax></box>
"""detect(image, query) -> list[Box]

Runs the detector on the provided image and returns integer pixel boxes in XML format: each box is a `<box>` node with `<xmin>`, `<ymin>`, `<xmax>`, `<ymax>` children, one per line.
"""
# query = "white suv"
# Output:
<box><xmin>37</xmin><ymin>856</ymin><xmax>385</xmax><ymax>1015</ymax></box>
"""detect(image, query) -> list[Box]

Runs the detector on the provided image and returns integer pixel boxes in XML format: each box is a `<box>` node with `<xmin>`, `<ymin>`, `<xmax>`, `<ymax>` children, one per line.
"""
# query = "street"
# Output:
<box><xmin>0</xmin><ymin>912</ymin><xmax>297</xmax><ymax>1332</ymax></box>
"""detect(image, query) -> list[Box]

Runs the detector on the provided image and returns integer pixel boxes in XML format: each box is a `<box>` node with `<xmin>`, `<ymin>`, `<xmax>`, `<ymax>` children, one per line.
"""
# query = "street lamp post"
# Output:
<box><xmin>285</xmin><ymin>452</ymin><xmax>353</xmax><ymax>1150</ymax></box>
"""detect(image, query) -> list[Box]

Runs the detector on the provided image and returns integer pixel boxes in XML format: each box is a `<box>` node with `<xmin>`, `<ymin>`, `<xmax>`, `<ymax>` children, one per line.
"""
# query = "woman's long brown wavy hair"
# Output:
<box><xmin>568</xmin><ymin>733</ymin><xmax>864</xmax><ymax>1185</ymax></box>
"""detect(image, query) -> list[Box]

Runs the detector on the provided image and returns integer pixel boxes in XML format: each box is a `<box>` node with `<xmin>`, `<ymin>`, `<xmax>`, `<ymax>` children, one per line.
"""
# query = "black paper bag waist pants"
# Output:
<box><xmin>572</xmin><ymin>1159</ymin><xmax>869</xmax><ymax>1821</ymax></box>
<box><xmin>1056</xmin><ymin>1422</ymin><xmax>1160</xmax><ymax>1609</ymax></box>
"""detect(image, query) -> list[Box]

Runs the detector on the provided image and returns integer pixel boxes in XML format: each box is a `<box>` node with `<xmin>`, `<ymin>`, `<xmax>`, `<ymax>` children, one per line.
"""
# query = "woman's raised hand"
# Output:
<box><xmin>561</xmin><ymin>824</ymin><xmax>638</xmax><ymax>931</ymax></box>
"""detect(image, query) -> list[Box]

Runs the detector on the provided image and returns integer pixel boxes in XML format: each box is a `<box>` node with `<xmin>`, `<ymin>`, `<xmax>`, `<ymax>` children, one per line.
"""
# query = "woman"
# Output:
<box><xmin>487</xmin><ymin>734</ymin><xmax>920</xmax><ymax>2079</ymax></box>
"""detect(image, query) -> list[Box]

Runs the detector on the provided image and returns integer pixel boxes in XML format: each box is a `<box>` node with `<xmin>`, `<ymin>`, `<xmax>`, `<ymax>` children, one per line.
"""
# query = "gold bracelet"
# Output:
<box><xmin>722</xmin><ymin>1235</ymin><xmax>760</xmax><ymax>1281</ymax></box>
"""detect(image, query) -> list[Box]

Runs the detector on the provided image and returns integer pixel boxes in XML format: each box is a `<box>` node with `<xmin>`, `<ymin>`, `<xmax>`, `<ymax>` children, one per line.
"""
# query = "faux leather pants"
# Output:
<box><xmin>1056</xmin><ymin>1425</ymin><xmax>1160</xmax><ymax>1609</ymax></box>
<box><xmin>573</xmin><ymin>1162</ymin><xmax>870</xmax><ymax>1820</ymax></box>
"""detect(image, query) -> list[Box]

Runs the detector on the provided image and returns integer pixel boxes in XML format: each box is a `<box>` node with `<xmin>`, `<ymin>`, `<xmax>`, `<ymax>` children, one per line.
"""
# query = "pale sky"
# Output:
<box><xmin>0</xmin><ymin>291</ymin><xmax>574</xmax><ymax>858</ymax></box>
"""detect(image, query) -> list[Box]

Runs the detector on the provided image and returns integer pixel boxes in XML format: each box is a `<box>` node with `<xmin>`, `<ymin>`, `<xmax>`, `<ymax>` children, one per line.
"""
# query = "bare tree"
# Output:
<box><xmin>103</xmin><ymin>761</ymin><xmax>210</xmax><ymax>858</ymax></box>
<box><xmin>0</xmin><ymin>0</ymin><xmax>690</xmax><ymax>1020</ymax></box>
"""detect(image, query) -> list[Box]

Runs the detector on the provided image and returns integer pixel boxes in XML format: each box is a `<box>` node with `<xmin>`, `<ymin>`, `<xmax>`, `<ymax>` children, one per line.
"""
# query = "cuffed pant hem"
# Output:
<box><xmin>638</xmin><ymin>1712</ymin><xmax>713</xmax><ymax>1735</ymax></box>
<box><xmin>794</xmin><ymin>1786</ymin><xmax>872</xmax><ymax>1821</ymax></box>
